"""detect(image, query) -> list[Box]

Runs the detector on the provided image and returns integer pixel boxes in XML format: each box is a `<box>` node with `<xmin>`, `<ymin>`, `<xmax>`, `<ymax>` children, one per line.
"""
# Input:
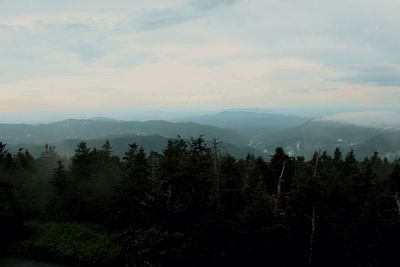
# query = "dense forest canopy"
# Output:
<box><xmin>1</xmin><ymin>137</ymin><xmax>400</xmax><ymax>266</ymax></box>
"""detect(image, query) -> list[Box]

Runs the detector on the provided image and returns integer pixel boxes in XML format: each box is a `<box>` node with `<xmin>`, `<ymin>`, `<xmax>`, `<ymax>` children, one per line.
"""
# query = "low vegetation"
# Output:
<box><xmin>11</xmin><ymin>221</ymin><xmax>122</xmax><ymax>266</ymax></box>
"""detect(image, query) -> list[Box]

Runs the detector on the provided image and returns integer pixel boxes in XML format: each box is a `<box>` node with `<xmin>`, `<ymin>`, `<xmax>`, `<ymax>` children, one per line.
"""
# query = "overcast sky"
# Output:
<box><xmin>1</xmin><ymin>0</ymin><xmax>399</xmax><ymax>117</ymax></box>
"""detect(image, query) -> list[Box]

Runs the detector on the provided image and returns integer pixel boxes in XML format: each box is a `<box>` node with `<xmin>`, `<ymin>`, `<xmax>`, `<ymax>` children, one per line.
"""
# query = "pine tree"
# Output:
<box><xmin>0</xmin><ymin>143</ymin><xmax>20</xmax><ymax>248</ymax></box>
<box><xmin>49</xmin><ymin>160</ymin><xmax>72</xmax><ymax>220</ymax></box>
<box><xmin>51</xmin><ymin>160</ymin><xmax>69</xmax><ymax>195</ymax></box>
<box><xmin>71</xmin><ymin>142</ymin><xmax>91</xmax><ymax>180</ymax></box>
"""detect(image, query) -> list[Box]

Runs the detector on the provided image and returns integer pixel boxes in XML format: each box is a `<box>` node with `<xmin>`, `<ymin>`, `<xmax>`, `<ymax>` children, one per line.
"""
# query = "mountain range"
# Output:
<box><xmin>0</xmin><ymin>110</ymin><xmax>399</xmax><ymax>160</ymax></box>
<box><xmin>0</xmin><ymin>119</ymin><xmax>247</xmax><ymax>146</ymax></box>
<box><xmin>175</xmin><ymin>111</ymin><xmax>309</xmax><ymax>136</ymax></box>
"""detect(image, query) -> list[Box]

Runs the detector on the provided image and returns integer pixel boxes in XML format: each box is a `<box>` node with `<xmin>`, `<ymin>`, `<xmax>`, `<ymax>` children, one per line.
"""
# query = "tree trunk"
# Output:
<box><xmin>309</xmin><ymin>206</ymin><xmax>317</xmax><ymax>266</ymax></box>
<box><xmin>275</xmin><ymin>160</ymin><xmax>286</xmax><ymax>213</ymax></box>
<box><xmin>212</xmin><ymin>138</ymin><xmax>222</xmax><ymax>203</ymax></box>
<box><xmin>313</xmin><ymin>153</ymin><xmax>319</xmax><ymax>178</ymax></box>
<box><xmin>395</xmin><ymin>192</ymin><xmax>400</xmax><ymax>218</ymax></box>
<box><xmin>167</xmin><ymin>184</ymin><xmax>172</xmax><ymax>206</ymax></box>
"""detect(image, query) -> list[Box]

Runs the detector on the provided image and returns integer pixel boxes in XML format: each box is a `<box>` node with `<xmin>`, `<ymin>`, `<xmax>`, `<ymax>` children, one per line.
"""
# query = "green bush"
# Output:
<box><xmin>11</xmin><ymin>221</ymin><xmax>123</xmax><ymax>266</ymax></box>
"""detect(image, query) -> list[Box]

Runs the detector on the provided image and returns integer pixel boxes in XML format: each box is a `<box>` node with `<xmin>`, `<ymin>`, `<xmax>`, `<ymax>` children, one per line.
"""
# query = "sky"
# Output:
<box><xmin>0</xmin><ymin>0</ymin><xmax>400</xmax><ymax>120</ymax></box>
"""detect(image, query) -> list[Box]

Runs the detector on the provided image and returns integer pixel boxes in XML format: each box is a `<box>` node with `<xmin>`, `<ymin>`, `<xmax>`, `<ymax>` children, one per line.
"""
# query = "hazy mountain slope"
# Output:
<box><xmin>8</xmin><ymin>134</ymin><xmax>262</xmax><ymax>159</ymax></box>
<box><xmin>316</xmin><ymin>111</ymin><xmax>400</xmax><ymax>129</ymax></box>
<box><xmin>249</xmin><ymin>110</ymin><xmax>400</xmax><ymax>159</ymax></box>
<box><xmin>2</xmin><ymin>112</ymin><xmax>399</xmax><ymax>160</ymax></box>
<box><xmin>175</xmin><ymin>111</ymin><xmax>309</xmax><ymax>136</ymax></box>
<box><xmin>0</xmin><ymin>119</ymin><xmax>248</xmax><ymax>146</ymax></box>
<box><xmin>256</xmin><ymin>120</ymin><xmax>393</xmax><ymax>158</ymax></box>
<box><xmin>355</xmin><ymin>130</ymin><xmax>400</xmax><ymax>160</ymax></box>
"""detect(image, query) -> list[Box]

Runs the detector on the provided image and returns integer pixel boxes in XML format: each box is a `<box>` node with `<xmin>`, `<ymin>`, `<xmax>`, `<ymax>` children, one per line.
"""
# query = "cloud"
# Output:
<box><xmin>189</xmin><ymin>0</ymin><xmax>239</xmax><ymax>10</ymax></box>
<box><xmin>0</xmin><ymin>57</ymin><xmax>323</xmax><ymax>111</ymax></box>
<box><xmin>137</xmin><ymin>0</ymin><xmax>239</xmax><ymax>31</ymax></box>
<box><xmin>335</xmin><ymin>64</ymin><xmax>400</xmax><ymax>86</ymax></box>
<box><xmin>0</xmin><ymin>0</ymin><xmax>399</xmax><ymax>113</ymax></box>
<box><xmin>137</xmin><ymin>8</ymin><xmax>199</xmax><ymax>31</ymax></box>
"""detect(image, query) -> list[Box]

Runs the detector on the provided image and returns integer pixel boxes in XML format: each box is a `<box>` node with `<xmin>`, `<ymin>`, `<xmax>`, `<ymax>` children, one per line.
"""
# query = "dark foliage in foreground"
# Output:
<box><xmin>1</xmin><ymin>138</ymin><xmax>400</xmax><ymax>266</ymax></box>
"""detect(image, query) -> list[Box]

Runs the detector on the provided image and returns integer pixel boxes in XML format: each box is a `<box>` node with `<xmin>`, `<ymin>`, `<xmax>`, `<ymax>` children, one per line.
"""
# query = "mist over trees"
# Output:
<box><xmin>1</xmin><ymin>138</ymin><xmax>400</xmax><ymax>266</ymax></box>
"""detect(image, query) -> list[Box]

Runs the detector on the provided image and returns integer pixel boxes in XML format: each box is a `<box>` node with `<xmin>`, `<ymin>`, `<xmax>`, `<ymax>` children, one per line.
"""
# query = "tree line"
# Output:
<box><xmin>1</xmin><ymin>137</ymin><xmax>400</xmax><ymax>266</ymax></box>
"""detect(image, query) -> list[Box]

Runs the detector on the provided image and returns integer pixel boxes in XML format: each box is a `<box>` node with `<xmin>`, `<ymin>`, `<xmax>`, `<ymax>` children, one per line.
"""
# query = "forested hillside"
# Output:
<box><xmin>1</xmin><ymin>138</ymin><xmax>399</xmax><ymax>266</ymax></box>
<box><xmin>175</xmin><ymin>111</ymin><xmax>309</xmax><ymax>136</ymax></box>
<box><xmin>6</xmin><ymin>135</ymin><xmax>262</xmax><ymax>159</ymax></box>
<box><xmin>0</xmin><ymin>119</ymin><xmax>247</xmax><ymax>146</ymax></box>
<box><xmin>2</xmin><ymin>113</ymin><xmax>400</xmax><ymax>161</ymax></box>
<box><xmin>255</xmin><ymin>120</ymin><xmax>400</xmax><ymax>160</ymax></box>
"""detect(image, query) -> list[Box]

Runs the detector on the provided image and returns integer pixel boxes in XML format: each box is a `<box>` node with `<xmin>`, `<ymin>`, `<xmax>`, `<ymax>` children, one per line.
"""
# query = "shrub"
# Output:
<box><xmin>11</xmin><ymin>221</ymin><xmax>123</xmax><ymax>266</ymax></box>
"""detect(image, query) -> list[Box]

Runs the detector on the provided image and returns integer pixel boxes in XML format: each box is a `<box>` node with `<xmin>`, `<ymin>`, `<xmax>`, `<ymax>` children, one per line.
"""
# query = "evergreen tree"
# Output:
<box><xmin>49</xmin><ymin>160</ymin><xmax>72</xmax><ymax>220</ymax></box>
<box><xmin>0</xmin><ymin>143</ymin><xmax>20</xmax><ymax>249</ymax></box>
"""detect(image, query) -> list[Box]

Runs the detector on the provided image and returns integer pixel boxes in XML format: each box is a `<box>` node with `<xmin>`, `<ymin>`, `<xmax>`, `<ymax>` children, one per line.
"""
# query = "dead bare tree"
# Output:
<box><xmin>212</xmin><ymin>138</ymin><xmax>222</xmax><ymax>203</ymax></box>
<box><xmin>395</xmin><ymin>192</ymin><xmax>400</xmax><ymax>218</ymax></box>
<box><xmin>308</xmin><ymin>206</ymin><xmax>317</xmax><ymax>266</ymax></box>
<box><xmin>313</xmin><ymin>152</ymin><xmax>320</xmax><ymax>178</ymax></box>
<box><xmin>166</xmin><ymin>184</ymin><xmax>172</xmax><ymax>206</ymax></box>
<box><xmin>307</xmin><ymin>152</ymin><xmax>320</xmax><ymax>265</ymax></box>
<box><xmin>275</xmin><ymin>160</ymin><xmax>286</xmax><ymax>213</ymax></box>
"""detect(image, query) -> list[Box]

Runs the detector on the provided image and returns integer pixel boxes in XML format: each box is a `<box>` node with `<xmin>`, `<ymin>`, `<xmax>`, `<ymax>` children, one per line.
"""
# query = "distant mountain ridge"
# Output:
<box><xmin>0</xmin><ymin>118</ymin><xmax>247</xmax><ymax>146</ymax></box>
<box><xmin>1</xmin><ymin>110</ymin><xmax>399</xmax><ymax>161</ymax></box>
<box><xmin>254</xmin><ymin>120</ymin><xmax>400</xmax><ymax>160</ymax></box>
<box><xmin>315</xmin><ymin>111</ymin><xmax>400</xmax><ymax>129</ymax></box>
<box><xmin>6</xmin><ymin>134</ymin><xmax>262</xmax><ymax>159</ymax></box>
<box><xmin>175</xmin><ymin>111</ymin><xmax>310</xmax><ymax>136</ymax></box>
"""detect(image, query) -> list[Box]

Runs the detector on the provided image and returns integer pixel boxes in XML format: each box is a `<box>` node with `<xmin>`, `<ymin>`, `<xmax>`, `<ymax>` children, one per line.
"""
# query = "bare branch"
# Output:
<box><xmin>309</xmin><ymin>206</ymin><xmax>317</xmax><ymax>266</ymax></box>
<box><xmin>275</xmin><ymin>160</ymin><xmax>286</xmax><ymax>213</ymax></box>
<box><xmin>395</xmin><ymin>192</ymin><xmax>400</xmax><ymax>218</ymax></box>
